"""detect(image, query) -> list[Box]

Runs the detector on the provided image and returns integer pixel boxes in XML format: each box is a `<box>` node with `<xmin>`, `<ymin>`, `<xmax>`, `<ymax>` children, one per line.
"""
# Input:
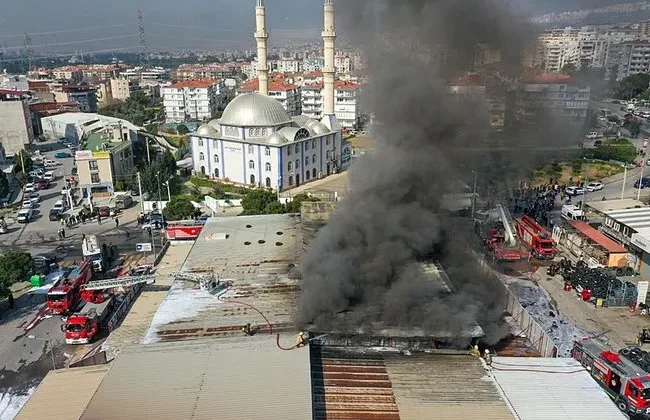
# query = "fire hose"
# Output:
<box><xmin>216</xmin><ymin>286</ymin><xmax>300</xmax><ymax>351</ymax></box>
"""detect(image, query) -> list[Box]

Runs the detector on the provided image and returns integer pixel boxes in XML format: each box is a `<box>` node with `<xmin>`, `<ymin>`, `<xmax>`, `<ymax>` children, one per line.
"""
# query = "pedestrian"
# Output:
<box><xmin>61</xmin><ymin>227</ymin><xmax>65</xmax><ymax>239</ymax></box>
<box><xmin>126</xmin><ymin>230</ymin><xmax>130</xmax><ymax>241</ymax></box>
<box><xmin>115</xmin><ymin>218</ymin><xmax>119</xmax><ymax>228</ymax></box>
<box><xmin>60</xmin><ymin>218</ymin><xmax>64</xmax><ymax>227</ymax></box>
<box><xmin>82</xmin><ymin>233</ymin><xmax>86</xmax><ymax>242</ymax></box>
<box><xmin>98</xmin><ymin>215</ymin><xmax>102</xmax><ymax>225</ymax></box>
<box><xmin>7</xmin><ymin>293</ymin><xmax>14</xmax><ymax>309</ymax></box>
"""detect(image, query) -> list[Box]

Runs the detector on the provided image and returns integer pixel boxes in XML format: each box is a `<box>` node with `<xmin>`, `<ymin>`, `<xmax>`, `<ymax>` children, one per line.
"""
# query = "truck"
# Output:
<box><xmin>572</xmin><ymin>338</ymin><xmax>650</xmax><ymax>417</ymax></box>
<box><xmin>61</xmin><ymin>296</ymin><xmax>115</xmax><ymax>344</ymax></box>
<box><xmin>165</xmin><ymin>220</ymin><xmax>205</xmax><ymax>240</ymax></box>
<box><xmin>82</xmin><ymin>234</ymin><xmax>109</xmax><ymax>273</ymax></box>
<box><xmin>561</xmin><ymin>204</ymin><xmax>586</xmax><ymax>221</ymax></box>
<box><xmin>46</xmin><ymin>259</ymin><xmax>93</xmax><ymax>314</ymax></box>
<box><xmin>476</xmin><ymin>205</ymin><xmax>522</xmax><ymax>262</ymax></box>
<box><xmin>483</xmin><ymin>227</ymin><xmax>522</xmax><ymax>262</ymax></box>
<box><xmin>514</xmin><ymin>215</ymin><xmax>557</xmax><ymax>260</ymax></box>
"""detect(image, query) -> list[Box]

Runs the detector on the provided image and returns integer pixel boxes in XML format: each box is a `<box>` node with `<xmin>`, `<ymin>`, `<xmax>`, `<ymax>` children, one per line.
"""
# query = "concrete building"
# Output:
<box><xmin>41</xmin><ymin>113</ymin><xmax>138</xmax><ymax>143</ymax></box>
<box><xmin>237</xmin><ymin>77</ymin><xmax>302</xmax><ymax>116</ymax></box>
<box><xmin>62</xmin><ymin>85</ymin><xmax>98</xmax><ymax>113</ymax></box>
<box><xmin>75</xmin><ymin>132</ymin><xmax>135</xmax><ymax>198</ymax></box>
<box><xmin>122</xmin><ymin>66</ymin><xmax>170</xmax><ymax>82</ymax></box>
<box><xmin>110</xmin><ymin>77</ymin><xmax>130</xmax><ymax>101</ymax></box>
<box><xmin>190</xmin><ymin>92</ymin><xmax>349</xmax><ymax>190</ymax></box>
<box><xmin>515</xmin><ymin>73</ymin><xmax>590</xmax><ymax>126</ymax></box>
<box><xmin>0</xmin><ymin>90</ymin><xmax>34</xmax><ymax>155</ymax></box>
<box><xmin>162</xmin><ymin>79</ymin><xmax>225</xmax><ymax>123</ymax></box>
<box><xmin>605</xmin><ymin>40</ymin><xmax>650</xmax><ymax>81</ymax></box>
<box><xmin>301</xmin><ymin>80</ymin><xmax>360</xmax><ymax>129</ymax></box>
<box><xmin>303</xmin><ymin>57</ymin><xmax>325</xmax><ymax>72</ymax></box>
<box><xmin>334</xmin><ymin>54</ymin><xmax>352</xmax><ymax>73</ymax></box>
<box><xmin>171</xmin><ymin>64</ymin><xmax>233</xmax><ymax>81</ymax></box>
<box><xmin>450</xmin><ymin>75</ymin><xmax>507</xmax><ymax>131</ymax></box>
<box><xmin>52</xmin><ymin>67</ymin><xmax>83</xmax><ymax>82</ymax></box>
<box><xmin>273</xmin><ymin>58</ymin><xmax>301</xmax><ymax>73</ymax></box>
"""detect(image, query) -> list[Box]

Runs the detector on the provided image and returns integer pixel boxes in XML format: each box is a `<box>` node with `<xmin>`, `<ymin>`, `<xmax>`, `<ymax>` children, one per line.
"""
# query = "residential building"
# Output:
<box><xmin>301</xmin><ymin>80</ymin><xmax>360</xmax><ymax>129</ymax></box>
<box><xmin>303</xmin><ymin>57</ymin><xmax>325</xmax><ymax>72</ymax></box>
<box><xmin>0</xmin><ymin>74</ymin><xmax>29</xmax><ymax>91</ymax></box>
<box><xmin>162</xmin><ymin>79</ymin><xmax>226</xmax><ymax>123</ymax></box>
<box><xmin>334</xmin><ymin>54</ymin><xmax>352</xmax><ymax>74</ymax></box>
<box><xmin>190</xmin><ymin>92</ymin><xmax>351</xmax><ymax>191</ymax></box>
<box><xmin>450</xmin><ymin>74</ymin><xmax>507</xmax><ymax>131</ymax></box>
<box><xmin>52</xmin><ymin>67</ymin><xmax>83</xmax><ymax>82</ymax></box>
<box><xmin>273</xmin><ymin>59</ymin><xmax>301</xmax><ymax>73</ymax></box>
<box><xmin>62</xmin><ymin>85</ymin><xmax>98</xmax><ymax>112</ymax></box>
<box><xmin>515</xmin><ymin>73</ymin><xmax>590</xmax><ymax>126</ymax></box>
<box><xmin>0</xmin><ymin>90</ymin><xmax>34</xmax><ymax>155</ymax></box>
<box><xmin>75</xmin><ymin>132</ymin><xmax>134</xmax><ymax>198</ymax></box>
<box><xmin>237</xmin><ymin>76</ymin><xmax>302</xmax><ymax>116</ymax></box>
<box><xmin>171</xmin><ymin>64</ymin><xmax>234</xmax><ymax>81</ymax></box>
<box><xmin>110</xmin><ymin>77</ymin><xmax>130</xmax><ymax>101</ymax></box>
<box><xmin>41</xmin><ymin>113</ymin><xmax>138</xmax><ymax>143</ymax></box>
<box><xmin>122</xmin><ymin>66</ymin><xmax>170</xmax><ymax>82</ymax></box>
<box><xmin>606</xmin><ymin>40</ymin><xmax>650</xmax><ymax>81</ymax></box>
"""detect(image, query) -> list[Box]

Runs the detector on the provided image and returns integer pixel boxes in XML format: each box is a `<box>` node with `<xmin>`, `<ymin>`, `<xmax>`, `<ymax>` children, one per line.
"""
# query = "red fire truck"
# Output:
<box><xmin>572</xmin><ymin>338</ymin><xmax>650</xmax><ymax>416</ymax></box>
<box><xmin>483</xmin><ymin>227</ymin><xmax>522</xmax><ymax>262</ymax></box>
<box><xmin>165</xmin><ymin>220</ymin><xmax>204</xmax><ymax>240</ymax></box>
<box><xmin>61</xmin><ymin>295</ymin><xmax>115</xmax><ymax>344</ymax></box>
<box><xmin>514</xmin><ymin>215</ymin><xmax>557</xmax><ymax>260</ymax></box>
<box><xmin>46</xmin><ymin>259</ymin><xmax>92</xmax><ymax>314</ymax></box>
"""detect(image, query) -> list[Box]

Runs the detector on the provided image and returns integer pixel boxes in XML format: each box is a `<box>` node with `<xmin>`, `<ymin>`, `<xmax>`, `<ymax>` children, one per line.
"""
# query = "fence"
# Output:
<box><xmin>472</xmin><ymin>250</ymin><xmax>558</xmax><ymax>357</ymax></box>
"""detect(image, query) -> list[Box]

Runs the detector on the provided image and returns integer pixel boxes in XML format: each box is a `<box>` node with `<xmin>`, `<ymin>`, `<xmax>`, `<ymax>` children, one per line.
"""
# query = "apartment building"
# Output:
<box><xmin>171</xmin><ymin>64</ymin><xmax>234</xmax><ymax>81</ymax></box>
<box><xmin>110</xmin><ymin>77</ymin><xmax>130</xmax><ymax>101</ymax></box>
<box><xmin>121</xmin><ymin>67</ymin><xmax>170</xmax><ymax>82</ymax></box>
<box><xmin>606</xmin><ymin>40</ymin><xmax>650</xmax><ymax>81</ymax></box>
<box><xmin>334</xmin><ymin>55</ymin><xmax>352</xmax><ymax>74</ymax></box>
<box><xmin>450</xmin><ymin>74</ymin><xmax>507</xmax><ymax>131</ymax></box>
<box><xmin>52</xmin><ymin>67</ymin><xmax>83</xmax><ymax>82</ymax></box>
<box><xmin>272</xmin><ymin>59</ymin><xmax>301</xmax><ymax>73</ymax></box>
<box><xmin>237</xmin><ymin>76</ymin><xmax>302</xmax><ymax>116</ymax></box>
<box><xmin>302</xmin><ymin>80</ymin><xmax>360</xmax><ymax>129</ymax></box>
<box><xmin>62</xmin><ymin>85</ymin><xmax>98</xmax><ymax>113</ymax></box>
<box><xmin>0</xmin><ymin>90</ymin><xmax>34</xmax><ymax>155</ymax></box>
<box><xmin>75</xmin><ymin>132</ymin><xmax>134</xmax><ymax>198</ymax></box>
<box><xmin>516</xmin><ymin>73</ymin><xmax>590</xmax><ymax>126</ymax></box>
<box><xmin>303</xmin><ymin>57</ymin><xmax>325</xmax><ymax>72</ymax></box>
<box><xmin>162</xmin><ymin>79</ymin><xmax>225</xmax><ymax>123</ymax></box>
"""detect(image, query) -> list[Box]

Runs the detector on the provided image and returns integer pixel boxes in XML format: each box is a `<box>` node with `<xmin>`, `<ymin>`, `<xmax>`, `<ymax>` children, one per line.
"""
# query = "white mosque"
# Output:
<box><xmin>190</xmin><ymin>0</ymin><xmax>351</xmax><ymax>191</ymax></box>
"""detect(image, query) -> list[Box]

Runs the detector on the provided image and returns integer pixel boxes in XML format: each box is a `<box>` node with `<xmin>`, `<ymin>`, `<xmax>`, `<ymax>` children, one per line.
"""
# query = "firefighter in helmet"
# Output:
<box><xmin>296</xmin><ymin>331</ymin><xmax>307</xmax><ymax>348</ymax></box>
<box><xmin>483</xmin><ymin>349</ymin><xmax>493</xmax><ymax>366</ymax></box>
<box><xmin>242</xmin><ymin>323</ymin><xmax>251</xmax><ymax>336</ymax></box>
<box><xmin>468</xmin><ymin>345</ymin><xmax>480</xmax><ymax>357</ymax></box>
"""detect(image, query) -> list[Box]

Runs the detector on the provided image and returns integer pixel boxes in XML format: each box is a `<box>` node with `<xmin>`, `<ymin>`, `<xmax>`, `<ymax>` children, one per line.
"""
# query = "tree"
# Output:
<box><xmin>614</xmin><ymin>74</ymin><xmax>650</xmax><ymax>100</ymax></box>
<box><xmin>163</xmin><ymin>197</ymin><xmax>195</xmax><ymax>220</ymax></box>
<box><xmin>0</xmin><ymin>170</ymin><xmax>9</xmax><ymax>199</ymax></box>
<box><xmin>145</xmin><ymin>124</ymin><xmax>159</xmax><ymax>135</ymax></box>
<box><xmin>176</xmin><ymin>124</ymin><xmax>190</xmax><ymax>135</ymax></box>
<box><xmin>139</xmin><ymin>152</ymin><xmax>177</xmax><ymax>197</ymax></box>
<box><xmin>241</xmin><ymin>190</ymin><xmax>279</xmax><ymax>215</ymax></box>
<box><xmin>0</xmin><ymin>251</ymin><xmax>35</xmax><ymax>307</ymax></box>
<box><xmin>285</xmin><ymin>193</ymin><xmax>320</xmax><ymax>213</ymax></box>
<box><xmin>629</xmin><ymin>119</ymin><xmax>642</xmax><ymax>138</ymax></box>
<box><xmin>14</xmin><ymin>150</ymin><xmax>32</xmax><ymax>173</ymax></box>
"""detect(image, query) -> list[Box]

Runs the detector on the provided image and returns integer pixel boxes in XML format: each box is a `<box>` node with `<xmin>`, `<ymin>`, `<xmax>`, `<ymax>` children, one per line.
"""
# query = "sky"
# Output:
<box><xmin>0</xmin><ymin>0</ymin><xmax>633</xmax><ymax>55</ymax></box>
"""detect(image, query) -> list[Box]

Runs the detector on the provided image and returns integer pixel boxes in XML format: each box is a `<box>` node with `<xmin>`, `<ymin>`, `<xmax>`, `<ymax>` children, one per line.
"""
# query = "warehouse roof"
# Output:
<box><xmin>604</xmin><ymin>207</ymin><xmax>650</xmax><ymax>238</ymax></box>
<box><xmin>143</xmin><ymin>214</ymin><xmax>301</xmax><ymax>343</ymax></box>
<box><xmin>586</xmin><ymin>199</ymin><xmax>647</xmax><ymax>214</ymax></box>
<box><xmin>568</xmin><ymin>220</ymin><xmax>627</xmax><ymax>253</ymax></box>
<box><xmin>15</xmin><ymin>365</ymin><xmax>109</xmax><ymax>420</ymax></box>
<box><xmin>490</xmin><ymin>357</ymin><xmax>627</xmax><ymax>419</ymax></box>
<box><xmin>79</xmin><ymin>339</ymin><xmax>312</xmax><ymax>420</ymax></box>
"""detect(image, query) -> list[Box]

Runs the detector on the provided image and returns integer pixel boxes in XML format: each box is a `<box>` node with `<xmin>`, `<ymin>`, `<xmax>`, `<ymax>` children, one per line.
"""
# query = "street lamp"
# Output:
<box><xmin>582</xmin><ymin>158</ymin><xmax>590</xmax><ymax>211</ymax></box>
<box><xmin>28</xmin><ymin>335</ymin><xmax>56</xmax><ymax>370</ymax></box>
<box><xmin>638</xmin><ymin>159</ymin><xmax>645</xmax><ymax>201</ymax></box>
<box><xmin>471</xmin><ymin>170</ymin><xmax>478</xmax><ymax>219</ymax></box>
<box><xmin>162</xmin><ymin>180</ymin><xmax>171</xmax><ymax>202</ymax></box>
<box><xmin>156</xmin><ymin>172</ymin><xmax>164</xmax><ymax>226</ymax></box>
<box><xmin>621</xmin><ymin>164</ymin><xmax>628</xmax><ymax>200</ymax></box>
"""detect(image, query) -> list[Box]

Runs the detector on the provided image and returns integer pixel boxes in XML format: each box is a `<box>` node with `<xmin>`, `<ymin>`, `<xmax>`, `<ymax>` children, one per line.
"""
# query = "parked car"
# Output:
<box><xmin>586</xmin><ymin>182</ymin><xmax>604</xmax><ymax>192</ymax></box>
<box><xmin>24</xmin><ymin>183</ymin><xmax>35</xmax><ymax>193</ymax></box>
<box><xmin>98</xmin><ymin>206</ymin><xmax>111</xmax><ymax>218</ymax></box>
<box><xmin>49</xmin><ymin>209</ymin><xmax>62</xmax><ymax>221</ymax></box>
<box><xmin>43</xmin><ymin>159</ymin><xmax>59</xmax><ymax>167</ymax></box>
<box><xmin>54</xmin><ymin>152</ymin><xmax>72</xmax><ymax>158</ymax></box>
<box><xmin>585</xmin><ymin>132</ymin><xmax>602</xmax><ymax>139</ymax></box>
<box><xmin>594</xmin><ymin>140</ymin><xmax>603</xmax><ymax>147</ymax></box>
<box><xmin>565</xmin><ymin>186</ymin><xmax>585</xmax><ymax>196</ymax></box>
<box><xmin>57</xmin><ymin>137</ymin><xmax>67</xmax><ymax>143</ymax></box>
<box><xmin>634</xmin><ymin>177</ymin><xmax>650</xmax><ymax>189</ymax></box>
<box><xmin>17</xmin><ymin>208</ymin><xmax>33</xmax><ymax>223</ymax></box>
<box><xmin>28</xmin><ymin>169</ymin><xmax>44</xmax><ymax>178</ymax></box>
<box><xmin>35</xmin><ymin>179</ymin><xmax>51</xmax><ymax>190</ymax></box>
<box><xmin>21</xmin><ymin>200</ymin><xmax>33</xmax><ymax>209</ymax></box>
<box><xmin>42</xmin><ymin>171</ymin><xmax>55</xmax><ymax>182</ymax></box>
<box><xmin>53</xmin><ymin>200</ymin><xmax>65</xmax><ymax>212</ymax></box>
<box><xmin>33</xmin><ymin>253</ymin><xmax>58</xmax><ymax>275</ymax></box>
<box><xmin>130</xmin><ymin>189</ymin><xmax>140</xmax><ymax>196</ymax></box>
<box><xmin>28</xmin><ymin>192</ymin><xmax>40</xmax><ymax>204</ymax></box>
<box><xmin>115</xmin><ymin>195</ymin><xmax>133</xmax><ymax>210</ymax></box>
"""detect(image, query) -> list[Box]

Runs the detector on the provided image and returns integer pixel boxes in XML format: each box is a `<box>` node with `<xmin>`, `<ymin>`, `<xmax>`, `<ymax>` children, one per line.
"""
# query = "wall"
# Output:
<box><xmin>0</xmin><ymin>101</ymin><xmax>33</xmax><ymax>155</ymax></box>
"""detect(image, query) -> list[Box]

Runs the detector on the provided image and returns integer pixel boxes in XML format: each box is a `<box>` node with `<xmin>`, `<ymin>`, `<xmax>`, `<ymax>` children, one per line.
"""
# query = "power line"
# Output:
<box><xmin>23</xmin><ymin>33</ymin><xmax>33</xmax><ymax>71</ymax></box>
<box><xmin>3</xmin><ymin>35</ymin><xmax>139</xmax><ymax>51</ymax></box>
<box><xmin>0</xmin><ymin>45</ymin><xmax>142</xmax><ymax>63</ymax></box>
<box><xmin>0</xmin><ymin>24</ymin><xmax>133</xmax><ymax>39</ymax></box>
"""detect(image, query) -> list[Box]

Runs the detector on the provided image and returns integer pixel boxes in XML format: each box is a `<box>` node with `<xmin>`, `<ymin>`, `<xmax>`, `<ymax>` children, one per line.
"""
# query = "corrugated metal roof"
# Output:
<box><xmin>605</xmin><ymin>207</ymin><xmax>650</xmax><ymax>230</ymax></box>
<box><xmin>490</xmin><ymin>357</ymin><xmax>628</xmax><ymax>420</ymax></box>
<box><xmin>80</xmin><ymin>338</ymin><xmax>312</xmax><ymax>420</ymax></box>
<box><xmin>15</xmin><ymin>365</ymin><xmax>110</xmax><ymax>420</ymax></box>
<box><xmin>385</xmin><ymin>354</ymin><xmax>514</xmax><ymax>420</ymax></box>
<box><xmin>587</xmin><ymin>199</ymin><xmax>647</xmax><ymax>214</ymax></box>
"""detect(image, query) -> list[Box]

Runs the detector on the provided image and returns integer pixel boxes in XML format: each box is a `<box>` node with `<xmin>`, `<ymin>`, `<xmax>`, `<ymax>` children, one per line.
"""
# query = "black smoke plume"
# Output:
<box><xmin>297</xmin><ymin>0</ymin><xmax>562</xmax><ymax>344</ymax></box>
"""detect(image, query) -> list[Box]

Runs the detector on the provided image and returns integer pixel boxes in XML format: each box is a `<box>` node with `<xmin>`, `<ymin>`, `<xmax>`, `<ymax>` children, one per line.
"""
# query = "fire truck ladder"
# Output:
<box><xmin>496</xmin><ymin>204</ymin><xmax>517</xmax><ymax>246</ymax></box>
<box><xmin>81</xmin><ymin>275</ymin><xmax>157</xmax><ymax>291</ymax></box>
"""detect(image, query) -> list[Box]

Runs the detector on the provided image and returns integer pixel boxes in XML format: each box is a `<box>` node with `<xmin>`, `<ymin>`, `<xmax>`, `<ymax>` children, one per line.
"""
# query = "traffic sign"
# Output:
<box><xmin>136</xmin><ymin>243</ymin><xmax>152</xmax><ymax>252</ymax></box>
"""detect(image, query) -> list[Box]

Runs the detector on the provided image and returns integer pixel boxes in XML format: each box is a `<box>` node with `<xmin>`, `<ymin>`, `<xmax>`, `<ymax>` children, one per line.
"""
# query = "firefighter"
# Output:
<box><xmin>468</xmin><ymin>345</ymin><xmax>480</xmax><ymax>357</ymax></box>
<box><xmin>296</xmin><ymin>331</ymin><xmax>307</xmax><ymax>348</ymax></box>
<box><xmin>242</xmin><ymin>323</ymin><xmax>251</xmax><ymax>336</ymax></box>
<box><xmin>483</xmin><ymin>349</ymin><xmax>493</xmax><ymax>366</ymax></box>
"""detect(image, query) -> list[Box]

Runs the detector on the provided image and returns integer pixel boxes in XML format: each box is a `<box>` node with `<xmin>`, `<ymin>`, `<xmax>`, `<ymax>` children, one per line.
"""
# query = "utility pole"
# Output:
<box><xmin>638</xmin><ymin>162</ymin><xmax>645</xmax><ymax>201</ymax></box>
<box><xmin>582</xmin><ymin>159</ymin><xmax>590</xmax><ymax>211</ymax></box>
<box><xmin>471</xmin><ymin>170</ymin><xmax>478</xmax><ymax>219</ymax></box>
<box><xmin>23</xmin><ymin>33</ymin><xmax>33</xmax><ymax>72</ymax></box>
<box><xmin>137</xmin><ymin>171</ymin><xmax>145</xmax><ymax>214</ymax></box>
<box><xmin>146</xmin><ymin>136</ymin><xmax>151</xmax><ymax>164</ymax></box>
<box><xmin>621</xmin><ymin>165</ymin><xmax>628</xmax><ymax>200</ymax></box>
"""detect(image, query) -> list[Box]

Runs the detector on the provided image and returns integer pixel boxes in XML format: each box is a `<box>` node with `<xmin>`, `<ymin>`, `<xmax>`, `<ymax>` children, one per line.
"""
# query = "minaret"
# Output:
<box><xmin>322</xmin><ymin>0</ymin><xmax>336</xmax><ymax>116</ymax></box>
<box><xmin>254</xmin><ymin>0</ymin><xmax>269</xmax><ymax>96</ymax></box>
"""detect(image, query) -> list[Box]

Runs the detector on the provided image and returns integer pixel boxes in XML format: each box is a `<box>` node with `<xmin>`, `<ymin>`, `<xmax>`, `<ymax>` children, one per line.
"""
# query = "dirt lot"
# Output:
<box><xmin>531</xmin><ymin>161</ymin><xmax>624</xmax><ymax>187</ymax></box>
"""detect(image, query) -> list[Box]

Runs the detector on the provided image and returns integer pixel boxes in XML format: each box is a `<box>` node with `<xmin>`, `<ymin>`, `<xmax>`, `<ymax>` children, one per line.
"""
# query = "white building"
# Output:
<box><xmin>237</xmin><ymin>77</ymin><xmax>302</xmax><ymax>116</ymax></box>
<box><xmin>41</xmin><ymin>113</ymin><xmax>139</xmax><ymax>143</ymax></box>
<box><xmin>273</xmin><ymin>59</ymin><xmax>301</xmax><ymax>73</ymax></box>
<box><xmin>334</xmin><ymin>55</ymin><xmax>352</xmax><ymax>74</ymax></box>
<box><xmin>190</xmin><ymin>92</ymin><xmax>350</xmax><ymax>191</ymax></box>
<box><xmin>606</xmin><ymin>40</ymin><xmax>650</xmax><ymax>81</ymax></box>
<box><xmin>0</xmin><ymin>92</ymin><xmax>34</xmax><ymax>156</ymax></box>
<box><xmin>302</xmin><ymin>81</ymin><xmax>360</xmax><ymax>129</ymax></box>
<box><xmin>162</xmin><ymin>79</ymin><xmax>226</xmax><ymax>123</ymax></box>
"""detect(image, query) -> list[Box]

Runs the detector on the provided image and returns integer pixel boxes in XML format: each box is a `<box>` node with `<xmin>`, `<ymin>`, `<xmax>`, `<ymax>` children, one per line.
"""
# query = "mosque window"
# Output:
<box><xmin>325</xmin><ymin>136</ymin><xmax>330</xmax><ymax>146</ymax></box>
<box><xmin>262</xmin><ymin>128</ymin><xmax>268</xmax><ymax>136</ymax></box>
<box><xmin>288</xmin><ymin>161</ymin><xmax>293</xmax><ymax>171</ymax></box>
<box><xmin>326</xmin><ymin>150</ymin><xmax>330</xmax><ymax>160</ymax></box>
<box><xmin>295</xmin><ymin>144</ymin><xmax>299</xmax><ymax>154</ymax></box>
<box><xmin>249</xmin><ymin>160</ymin><xmax>255</xmax><ymax>169</ymax></box>
<box><xmin>312</xmin><ymin>154</ymin><xmax>316</xmax><ymax>164</ymax></box>
<box><xmin>305</xmin><ymin>142</ymin><xmax>310</xmax><ymax>151</ymax></box>
<box><xmin>295</xmin><ymin>159</ymin><xmax>300</xmax><ymax>169</ymax></box>
<box><xmin>249</xmin><ymin>128</ymin><xmax>254</xmax><ymax>136</ymax></box>
<box><xmin>199</xmin><ymin>152</ymin><xmax>205</xmax><ymax>161</ymax></box>
<box><xmin>198</xmin><ymin>139</ymin><xmax>204</xmax><ymax>146</ymax></box>
<box><xmin>287</xmin><ymin>147</ymin><xmax>292</xmax><ymax>156</ymax></box>
<box><xmin>265</xmin><ymin>162</ymin><xmax>271</xmax><ymax>172</ymax></box>
<box><xmin>213</xmin><ymin>140</ymin><xmax>218</xmax><ymax>148</ymax></box>
<box><xmin>214</xmin><ymin>155</ymin><xmax>219</xmax><ymax>163</ymax></box>
<box><xmin>312</xmin><ymin>139</ymin><xmax>316</xmax><ymax>148</ymax></box>
<box><xmin>255</xmin><ymin>128</ymin><xmax>261</xmax><ymax>136</ymax></box>
<box><xmin>248</xmin><ymin>145</ymin><xmax>254</xmax><ymax>154</ymax></box>
<box><xmin>289</xmin><ymin>175</ymin><xmax>293</xmax><ymax>186</ymax></box>
<box><xmin>305</xmin><ymin>157</ymin><xmax>309</xmax><ymax>167</ymax></box>
<box><xmin>265</xmin><ymin>147</ymin><xmax>271</xmax><ymax>156</ymax></box>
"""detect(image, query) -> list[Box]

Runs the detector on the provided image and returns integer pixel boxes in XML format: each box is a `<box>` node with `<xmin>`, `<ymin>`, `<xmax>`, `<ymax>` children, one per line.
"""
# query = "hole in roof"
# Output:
<box><xmin>244</xmin><ymin>241</ymin><xmax>251</xmax><ymax>245</ymax></box>
<box><xmin>275</xmin><ymin>242</ymin><xmax>283</xmax><ymax>246</ymax></box>
<box><xmin>258</xmin><ymin>240</ymin><xmax>265</xmax><ymax>244</ymax></box>
<box><xmin>288</xmin><ymin>263</ymin><xmax>295</xmax><ymax>269</ymax></box>
<box><xmin>276</xmin><ymin>231</ymin><xmax>283</xmax><ymax>236</ymax></box>
<box><xmin>246</xmin><ymin>224</ymin><xmax>252</xmax><ymax>228</ymax></box>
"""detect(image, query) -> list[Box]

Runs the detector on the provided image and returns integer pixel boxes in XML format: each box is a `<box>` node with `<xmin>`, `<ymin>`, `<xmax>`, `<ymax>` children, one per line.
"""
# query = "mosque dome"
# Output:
<box><xmin>267</xmin><ymin>131</ymin><xmax>288</xmax><ymax>145</ymax></box>
<box><xmin>220</xmin><ymin>92</ymin><xmax>292</xmax><ymax>127</ymax></box>
<box><xmin>196</xmin><ymin>124</ymin><xmax>219</xmax><ymax>137</ymax></box>
<box><xmin>311</xmin><ymin>122</ymin><xmax>330</xmax><ymax>134</ymax></box>
<box><xmin>207</xmin><ymin>119</ymin><xmax>221</xmax><ymax>131</ymax></box>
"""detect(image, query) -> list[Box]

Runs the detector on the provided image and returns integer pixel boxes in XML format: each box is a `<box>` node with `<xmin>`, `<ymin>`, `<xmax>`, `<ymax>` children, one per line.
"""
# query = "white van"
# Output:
<box><xmin>561</xmin><ymin>204</ymin><xmax>586</xmax><ymax>221</ymax></box>
<box><xmin>53</xmin><ymin>200</ymin><xmax>65</xmax><ymax>212</ymax></box>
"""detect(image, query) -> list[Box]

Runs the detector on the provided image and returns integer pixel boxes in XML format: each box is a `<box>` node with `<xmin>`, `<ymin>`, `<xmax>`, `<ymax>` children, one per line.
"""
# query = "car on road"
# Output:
<box><xmin>53</xmin><ymin>200</ymin><xmax>65</xmax><ymax>212</ymax></box>
<box><xmin>33</xmin><ymin>253</ymin><xmax>58</xmax><ymax>275</ymax></box>
<box><xmin>57</xmin><ymin>137</ymin><xmax>67</xmax><ymax>143</ymax></box>
<box><xmin>17</xmin><ymin>208</ymin><xmax>33</xmax><ymax>223</ymax></box>
<box><xmin>43</xmin><ymin>159</ymin><xmax>59</xmax><ymax>167</ymax></box>
<box><xmin>586</xmin><ymin>182</ymin><xmax>604</xmax><ymax>192</ymax></box>
<box><xmin>585</xmin><ymin>132</ymin><xmax>602</xmax><ymax>139</ymax></box>
<box><xmin>35</xmin><ymin>179</ymin><xmax>51</xmax><ymax>190</ymax></box>
<box><xmin>42</xmin><ymin>171</ymin><xmax>55</xmax><ymax>182</ymax></box>
<box><xmin>98</xmin><ymin>206</ymin><xmax>111</xmax><ymax>218</ymax></box>
<box><xmin>142</xmin><ymin>220</ymin><xmax>164</xmax><ymax>231</ymax></box>
<box><xmin>634</xmin><ymin>177</ymin><xmax>650</xmax><ymax>189</ymax></box>
<box><xmin>21</xmin><ymin>200</ymin><xmax>33</xmax><ymax>209</ymax></box>
<box><xmin>49</xmin><ymin>209</ymin><xmax>62</xmax><ymax>221</ymax></box>
<box><xmin>28</xmin><ymin>192</ymin><xmax>40</xmax><ymax>204</ymax></box>
<box><xmin>565</xmin><ymin>186</ymin><xmax>585</xmax><ymax>196</ymax></box>
<box><xmin>24</xmin><ymin>183</ymin><xmax>35</xmax><ymax>193</ymax></box>
<box><xmin>54</xmin><ymin>152</ymin><xmax>72</xmax><ymax>158</ymax></box>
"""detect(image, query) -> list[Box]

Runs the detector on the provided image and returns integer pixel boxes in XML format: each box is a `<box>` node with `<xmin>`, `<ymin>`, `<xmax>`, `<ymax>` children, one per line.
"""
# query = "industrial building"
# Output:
<box><xmin>0</xmin><ymin>89</ymin><xmax>34</xmax><ymax>156</ymax></box>
<box><xmin>40</xmin><ymin>112</ymin><xmax>139</xmax><ymax>143</ymax></box>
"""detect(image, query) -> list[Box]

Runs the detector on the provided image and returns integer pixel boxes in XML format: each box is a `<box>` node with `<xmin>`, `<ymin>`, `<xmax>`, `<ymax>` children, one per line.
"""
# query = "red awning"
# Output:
<box><xmin>568</xmin><ymin>220</ymin><xmax>627</xmax><ymax>253</ymax></box>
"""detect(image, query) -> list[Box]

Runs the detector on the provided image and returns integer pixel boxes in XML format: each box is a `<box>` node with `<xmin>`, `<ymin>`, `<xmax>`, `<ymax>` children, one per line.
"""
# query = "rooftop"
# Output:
<box><xmin>77</xmin><ymin>339</ymin><xmax>311</xmax><ymax>420</ymax></box>
<box><xmin>303</xmin><ymin>80</ymin><xmax>360</xmax><ymax>90</ymax></box>
<box><xmin>82</xmin><ymin>133</ymin><xmax>126</xmax><ymax>153</ymax></box>
<box><xmin>167</xmin><ymin>78</ymin><xmax>220</xmax><ymax>89</ymax></box>
<box><xmin>520</xmin><ymin>72</ymin><xmax>574</xmax><ymax>84</ymax></box>
<box><xmin>568</xmin><ymin>220</ymin><xmax>628</xmax><ymax>253</ymax></box>
<box><xmin>239</xmin><ymin>76</ymin><xmax>298</xmax><ymax>92</ymax></box>
<box><xmin>586</xmin><ymin>199</ymin><xmax>647</xmax><ymax>214</ymax></box>
<box><xmin>604</xmin><ymin>207</ymin><xmax>650</xmax><ymax>238</ymax></box>
<box><xmin>219</xmin><ymin>92</ymin><xmax>293</xmax><ymax>127</ymax></box>
<box><xmin>490</xmin><ymin>357</ymin><xmax>627</xmax><ymax>420</ymax></box>
<box><xmin>143</xmin><ymin>214</ymin><xmax>301</xmax><ymax>343</ymax></box>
